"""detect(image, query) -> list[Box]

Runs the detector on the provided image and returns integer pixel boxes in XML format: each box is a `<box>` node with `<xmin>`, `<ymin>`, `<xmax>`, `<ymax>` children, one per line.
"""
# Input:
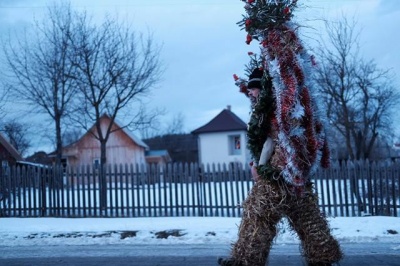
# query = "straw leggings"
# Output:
<box><xmin>227</xmin><ymin>179</ymin><xmax>343</xmax><ymax>266</ymax></box>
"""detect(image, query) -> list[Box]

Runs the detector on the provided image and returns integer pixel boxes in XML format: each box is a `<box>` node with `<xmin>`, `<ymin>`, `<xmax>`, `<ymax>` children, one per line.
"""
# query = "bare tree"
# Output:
<box><xmin>164</xmin><ymin>112</ymin><xmax>186</xmax><ymax>135</ymax></box>
<box><xmin>69</xmin><ymin>13</ymin><xmax>163</xmax><ymax>212</ymax></box>
<box><xmin>2</xmin><ymin>2</ymin><xmax>78</xmax><ymax>165</ymax></box>
<box><xmin>0</xmin><ymin>120</ymin><xmax>31</xmax><ymax>157</ymax></box>
<box><xmin>62</xmin><ymin>128</ymin><xmax>82</xmax><ymax>146</ymax></box>
<box><xmin>70</xmin><ymin>13</ymin><xmax>163</xmax><ymax>167</ymax></box>
<box><xmin>313</xmin><ymin>16</ymin><xmax>400</xmax><ymax>160</ymax></box>
<box><xmin>130</xmin><ymin>107</ymin><xmax>164</xmax><ymax>140</ymax></box>
<box><xmin>139</xmin><ymin>112</ymin><xmax>186</xmax><ymax>139</ymax></box>
<box><xmin>0</xmin><ymin>82</ymin><xmax>9</xmax><ymax>121</ymax></box>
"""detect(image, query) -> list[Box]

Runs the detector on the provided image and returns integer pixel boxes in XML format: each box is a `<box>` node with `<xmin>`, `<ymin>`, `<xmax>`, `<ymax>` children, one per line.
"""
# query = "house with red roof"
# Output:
<box><xmin>192</xmin><ymin>106</ymin><xmax>250</xmax><ymax>167</ymax></box>
<box><xmin>0</xmin><ymin>133</ymin><xmax>23</xmax><ymax>169</ymax></box>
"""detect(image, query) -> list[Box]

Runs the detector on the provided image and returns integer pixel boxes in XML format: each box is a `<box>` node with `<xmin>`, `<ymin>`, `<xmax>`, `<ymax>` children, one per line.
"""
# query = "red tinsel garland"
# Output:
<box><xmin>301</xmin><ymin>87</ymin><xmax>318</xmax><ymax>163</ymax></box>
<box><xmin>264</xmin><ymin>27</ymin><xmax>326</xmax><ymax>186</ymax></box>
<box><xmin>236</xmin><ymin>0</ymin><xmax>331</xmax><ymax>188</ymax></box>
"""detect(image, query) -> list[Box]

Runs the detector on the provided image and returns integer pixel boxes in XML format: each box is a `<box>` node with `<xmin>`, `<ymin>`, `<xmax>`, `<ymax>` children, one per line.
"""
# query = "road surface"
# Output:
<box><xmin>0</xmin><ymin>243</ymin><xmax>399</xmax><ymax>265</ymax></box>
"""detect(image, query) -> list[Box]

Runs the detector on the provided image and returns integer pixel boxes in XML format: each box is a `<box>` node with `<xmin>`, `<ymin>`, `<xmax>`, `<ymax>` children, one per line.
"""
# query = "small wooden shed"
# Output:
<box><xmin>61</xmin><ymin>114</ymin><xmax>148</xmax><ymax>167</ymax></box>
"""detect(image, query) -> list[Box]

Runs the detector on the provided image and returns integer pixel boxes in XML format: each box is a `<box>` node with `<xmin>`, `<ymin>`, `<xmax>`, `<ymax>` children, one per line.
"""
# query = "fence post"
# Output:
<box><xmin>99</xmin><ymin>164</ymin><xmax>107</xmax><ymax>217</ymax></box>
<box><xmin>196</xmin><ymin>163</ymin><xmax>204</xmax><ymax>217</ymax></box>
<box><xmin>390</xmin><ymin>162</ymin><xmax>398</xmax><ymax>217</ymax></box>
<box><xmin>0</xmin><ymin>167</ymin><xmax>11</xmax><ymax>217</ymax></box>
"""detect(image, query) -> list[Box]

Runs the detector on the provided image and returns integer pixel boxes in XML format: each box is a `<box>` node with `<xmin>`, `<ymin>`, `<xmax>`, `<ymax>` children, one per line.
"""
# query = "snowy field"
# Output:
<box><xmin>0</xmin><ymin>216</ymin><xmax>399</xmax><ymax>247</ymax></box>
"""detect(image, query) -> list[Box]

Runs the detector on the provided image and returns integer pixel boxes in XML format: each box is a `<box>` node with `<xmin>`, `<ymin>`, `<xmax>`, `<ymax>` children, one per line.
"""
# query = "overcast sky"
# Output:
<box><xmin>0</xmin><ymin>0</ymin><xmax>399</xmax><ymax>152</ymax></box>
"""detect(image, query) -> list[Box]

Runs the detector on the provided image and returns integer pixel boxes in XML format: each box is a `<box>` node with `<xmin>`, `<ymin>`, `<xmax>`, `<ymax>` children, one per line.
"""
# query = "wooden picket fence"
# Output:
<box><xmin>0</xmin><ymin>160</ymin><xmax>399</xmax><ymax>218</ymax></box>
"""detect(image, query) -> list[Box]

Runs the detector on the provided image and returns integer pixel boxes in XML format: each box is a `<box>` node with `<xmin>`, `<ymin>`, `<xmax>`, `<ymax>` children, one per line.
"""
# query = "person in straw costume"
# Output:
<box><xmin>218</xmin><ymin>1</ymin><xmax>343</xmax><ymax>265</ymax></box>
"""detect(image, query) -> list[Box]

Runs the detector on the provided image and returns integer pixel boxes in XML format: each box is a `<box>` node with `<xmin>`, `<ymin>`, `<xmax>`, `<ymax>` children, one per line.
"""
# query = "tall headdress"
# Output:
<box><xmin>234</xmin><ymin>0</ymin><xmax>330</xmax><ymax>190</ymax></box>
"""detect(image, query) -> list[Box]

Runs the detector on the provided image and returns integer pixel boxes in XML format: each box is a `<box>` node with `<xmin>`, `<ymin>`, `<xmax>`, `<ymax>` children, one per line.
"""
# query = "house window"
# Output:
<box><xmin>93</xmin><ymin>158</ymin><xmax>100</xmax><ymax>169</ymax></box>
<box><xmin>229</xmin><ymin>135</ymin><xmax>241</xmax><ymax>155</ymax></box>
<box><xmin>2</xmin><ymin>160</ymin><xmax>9</xmax><ymax>169</ymax></box>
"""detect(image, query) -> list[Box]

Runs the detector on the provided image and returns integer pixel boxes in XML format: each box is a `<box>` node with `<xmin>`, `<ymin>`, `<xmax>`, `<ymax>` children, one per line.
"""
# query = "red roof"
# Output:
<box><xmin>191</xmin><ymin>108</ymin><xmax>247</xmax><ymax>134</ymax></box>
<box><xmin>0</xmin><ymin>133</ymin><xmax>23</xmax><ymax>161</ymax></box>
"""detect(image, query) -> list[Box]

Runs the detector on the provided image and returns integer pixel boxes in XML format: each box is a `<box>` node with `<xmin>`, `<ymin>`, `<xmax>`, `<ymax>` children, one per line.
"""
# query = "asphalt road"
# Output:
<box><xmin>0</xmin><ymin>243</ymin><xmax>399</xmax><ymax>266</ymax></box>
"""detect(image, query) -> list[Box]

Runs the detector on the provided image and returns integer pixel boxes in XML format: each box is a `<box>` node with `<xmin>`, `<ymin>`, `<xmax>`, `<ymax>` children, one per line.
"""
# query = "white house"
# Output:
<box><xmin>192</xmin><ymin>106</ymin><xmax>250</xmax><ymax>167</ymax></box>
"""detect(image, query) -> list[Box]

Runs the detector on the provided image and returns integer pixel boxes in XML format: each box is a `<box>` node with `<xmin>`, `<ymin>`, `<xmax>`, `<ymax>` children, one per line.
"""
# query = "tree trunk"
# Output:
<box><xmin>55</xmin><ymin>115</ymin><xmax>63</xmax><ymax>166</ymax></box>
<box><xmin>99</xmin><ymin>139</ymin><xmax>107</xmax><ymax>215</ymax></box>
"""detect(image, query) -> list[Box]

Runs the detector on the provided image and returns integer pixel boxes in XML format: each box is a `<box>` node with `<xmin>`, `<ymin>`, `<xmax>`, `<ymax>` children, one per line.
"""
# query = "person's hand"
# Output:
<box><xmin>251</xmin><ymin>165</ymin><xmax>260</xmax><ymax>181</ymax></box>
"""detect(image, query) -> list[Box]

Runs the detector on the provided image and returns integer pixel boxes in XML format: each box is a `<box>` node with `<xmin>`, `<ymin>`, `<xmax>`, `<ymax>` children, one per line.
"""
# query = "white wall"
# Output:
<box><xmin>197</xmin><ymin>130</ymin><xmax>250</xmax><ymax>167</ymax></box>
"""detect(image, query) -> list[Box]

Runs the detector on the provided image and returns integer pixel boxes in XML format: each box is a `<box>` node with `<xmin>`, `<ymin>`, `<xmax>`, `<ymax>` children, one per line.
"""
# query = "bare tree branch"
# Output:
<box><xmin>2</xmin><ymin>2</ymin><xmax>79</xmax><ymax>165</ymax></box>
<box><xmin>69</xmin><ymin>13</ymin><xmax>163</xmax><ymax>166</ymax></box>
<box><xmin>314</xmin><ymin>15</ymin><xmax>400</xmax><ymax>160</ymax></box>
<box><xmin>0</xmin><ymin>120</ymin><xmax>31</xmax><ymax>157</ymax></box>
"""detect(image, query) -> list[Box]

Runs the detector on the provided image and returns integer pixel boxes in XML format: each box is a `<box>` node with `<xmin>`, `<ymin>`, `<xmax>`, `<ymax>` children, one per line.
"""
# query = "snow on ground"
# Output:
<box><xmin>0</xmin><ymin>216</ymin><xmax>399</xmax><ymax>247</ymax></box>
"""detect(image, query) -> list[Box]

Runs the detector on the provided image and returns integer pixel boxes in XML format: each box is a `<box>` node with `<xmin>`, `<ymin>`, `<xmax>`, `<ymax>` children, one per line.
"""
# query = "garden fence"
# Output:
<box><xmin>0</xmin><ymin>160</ymin><xmax>399</xmax><ymax>218</ymax></box>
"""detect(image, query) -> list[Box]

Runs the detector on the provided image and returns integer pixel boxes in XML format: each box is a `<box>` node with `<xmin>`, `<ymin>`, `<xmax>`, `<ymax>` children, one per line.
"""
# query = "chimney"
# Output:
<box><xmin>227</xmin><ymin>105</ymin><xmax>231</xmax><ymax>111</ymax></box>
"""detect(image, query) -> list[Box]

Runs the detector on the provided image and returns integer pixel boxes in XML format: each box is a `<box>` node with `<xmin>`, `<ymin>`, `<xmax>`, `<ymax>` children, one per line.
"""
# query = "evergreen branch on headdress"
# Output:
<box><xmin>244</xmin><ymin>52</ymin><xmax>263</xmax><ymax>76</ymax></box>
<box><xmin>233</xmin><ymin>51</ymin><xmax>264</xmax><ymax>95</ymax></box>
<box><xmin>238</xmin><ymin>0</ymin><xmax>298</xmax><ymax>45</ymax></box>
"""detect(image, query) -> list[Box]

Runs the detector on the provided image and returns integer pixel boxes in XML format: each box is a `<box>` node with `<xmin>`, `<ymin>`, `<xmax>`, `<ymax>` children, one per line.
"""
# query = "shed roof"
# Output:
<box><xmin>145</xmin><ymin>150</ymin><xmax>170</xmax><ymax>157</ymax></box>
